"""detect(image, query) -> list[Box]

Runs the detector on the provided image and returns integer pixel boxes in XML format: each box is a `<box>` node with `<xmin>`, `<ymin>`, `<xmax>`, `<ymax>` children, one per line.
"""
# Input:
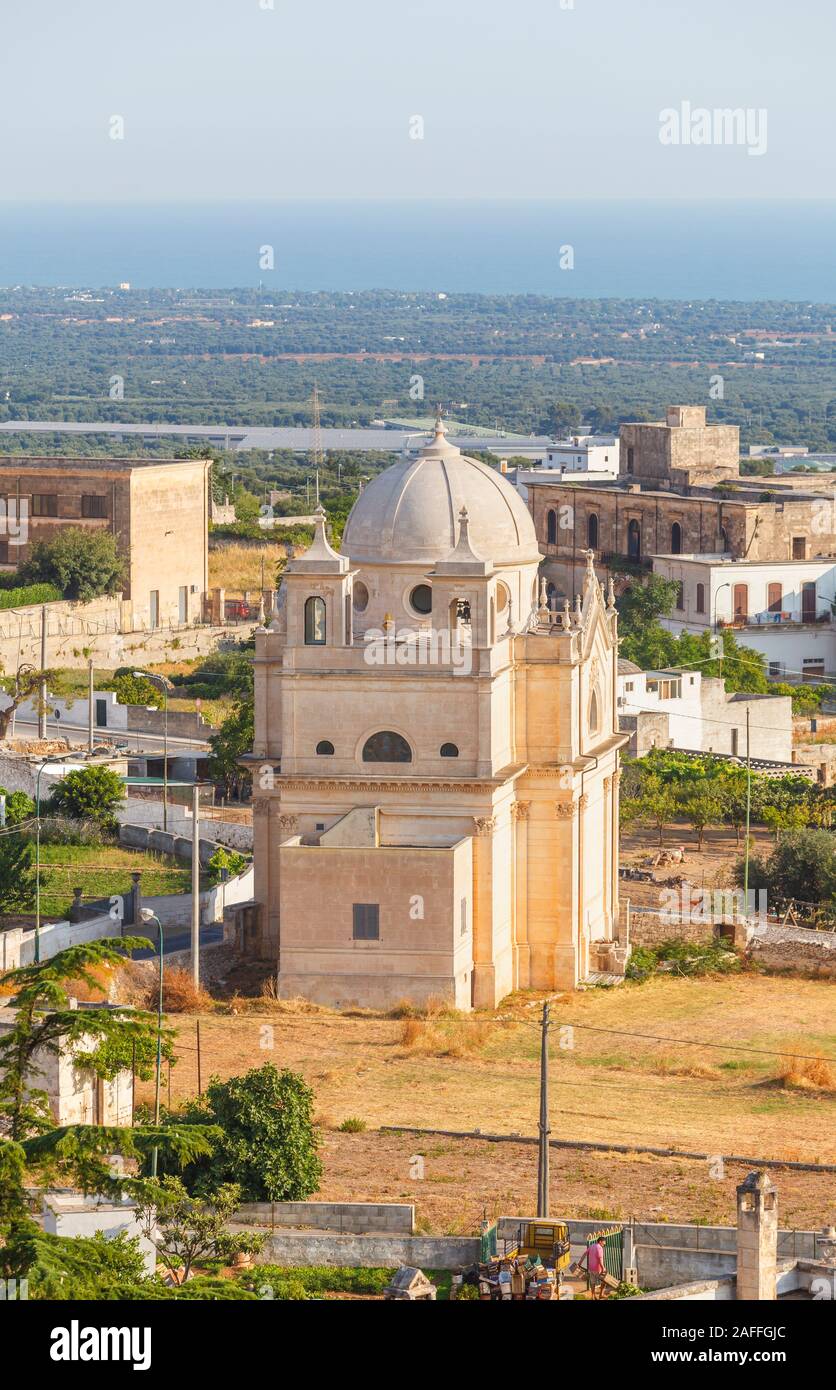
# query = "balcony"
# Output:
<box><xmin>717</xmin><ymin>610</ymin><xmax>832</xmax><ymax>630</ymax></box>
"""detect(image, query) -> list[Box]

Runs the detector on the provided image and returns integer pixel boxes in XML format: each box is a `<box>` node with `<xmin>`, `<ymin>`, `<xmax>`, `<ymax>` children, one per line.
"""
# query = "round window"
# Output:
<box><xmin>353</xmin><ymin>580</ymin><xmax>369</xmax><ymax>613</ymax></box>
<box><xmin>409</xmin><ymin>584</ymin><xmax>433</xmax><ymax>615</ymax></box>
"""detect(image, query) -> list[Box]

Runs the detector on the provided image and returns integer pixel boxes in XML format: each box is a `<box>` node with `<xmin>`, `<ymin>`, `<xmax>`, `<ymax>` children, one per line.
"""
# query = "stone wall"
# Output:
<box><xmin>118</xmin><ymin>797</ymin><xmax>253</xmax><ymax>851</ymax></box>
<box><xmin>0</xmin><ymin>593</ymin><xmax>254</xmax><ymax>671</ymax></box>
<box><xmin>746</xmin><ymin>922</ymin><xmax>836</xmax><ymax>977</ymax></box>
<box><xmin>255</xmin><ymin>1231</ymin><xmax>481</xmax><ymax>1270</ymax></box>
<box><xmin>625</xmin><ymin>910</ymin><xmax>718</xmax><ymax>947</ymax></box>
<box><xmin>235</xmin><ymin>1202</ymin><xmax>414</xmax><ymax>1234</ymax></box>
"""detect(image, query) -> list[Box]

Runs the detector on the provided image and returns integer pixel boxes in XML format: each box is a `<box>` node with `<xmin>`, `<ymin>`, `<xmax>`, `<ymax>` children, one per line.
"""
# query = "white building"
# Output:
<box><xmin>651</xmin><ymin>553</ymin><xmax>836</xmax><ymax>682</ymax></box>
<box><xmin>544</xmin><ymin>435</ymin><xmax>619</xmax><ymax>474</ymax></box>
<box><xmin>617</xmin><ymin>661</ymin><xmax>793</xmax><ymax>763</ymax></box>
<box><xmin>506</xmin><ymin>435</ymin><xmax>620</xmax><ymax>504</ymax></box>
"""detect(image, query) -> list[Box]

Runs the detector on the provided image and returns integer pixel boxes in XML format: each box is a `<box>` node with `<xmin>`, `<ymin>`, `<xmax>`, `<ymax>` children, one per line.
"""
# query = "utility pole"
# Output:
<box><xmin>38</xmin><ymin>606</ymin><xmax>47</xmax><ymax>739</ymax></box>
<box><xmin>191</xmin><ymin>781</ymin><xmax>201</xmax><ymax>989</ymax></box>
<box><xmin>87</xmin><ymin>659</ymin><xmax>95</xmax><ymax>755</ymax></box>
<box><xmin>743</xmin><ymin>706</ymin><xmax>752</xmax><ymax>906</ymax></box>
<box><xmin>536</xmin><ymin>1001</ymin><xmax>551</xmax><ymax>1218</ymax></box>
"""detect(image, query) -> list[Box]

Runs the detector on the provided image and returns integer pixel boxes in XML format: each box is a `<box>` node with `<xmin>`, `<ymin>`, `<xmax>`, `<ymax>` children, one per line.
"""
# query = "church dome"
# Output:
<box><xmin>341</xmin><ymin>416</ymin><xmax>541</xmax><ymax>567</ymax></box>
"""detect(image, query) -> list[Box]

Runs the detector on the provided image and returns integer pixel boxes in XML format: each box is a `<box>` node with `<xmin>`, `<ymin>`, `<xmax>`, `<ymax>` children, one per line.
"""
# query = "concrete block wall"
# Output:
<box><xmin>235</xmin><ymin>1201</ymin><xmax>414</xmax><ymax>1234</ymax></box>
<box><xmin>257</xmin><ymin>1231</ymin><xmax>480</xmax><ymax>1270</ymax></box>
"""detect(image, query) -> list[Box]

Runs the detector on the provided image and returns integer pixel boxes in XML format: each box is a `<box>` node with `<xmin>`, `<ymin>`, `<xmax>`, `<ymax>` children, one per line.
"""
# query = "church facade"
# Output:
<box><xmin>247</xmin><ymin>417</ymin><xmax>627</xmax><ymax>1009</ymax></box>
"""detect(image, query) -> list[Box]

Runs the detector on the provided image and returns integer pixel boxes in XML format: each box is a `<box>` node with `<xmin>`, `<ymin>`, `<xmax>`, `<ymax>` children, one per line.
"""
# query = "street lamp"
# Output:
<box><xmin>140</xmin><ymin>907</ymin><xmax>165</xmax><ymax>1179</ymax></box>
<box><xmin>133</xmin><ymin>671</ymin><xmax>170</xmax><ymax>832</ymax></box>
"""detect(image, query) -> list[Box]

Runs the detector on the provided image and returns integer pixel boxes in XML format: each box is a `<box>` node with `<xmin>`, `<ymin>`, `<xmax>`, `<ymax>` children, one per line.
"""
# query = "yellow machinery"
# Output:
<box><xmin>510</xmin><ymin>1220</ymin><xmax>571</xmax><ymax>1270</ymax></box>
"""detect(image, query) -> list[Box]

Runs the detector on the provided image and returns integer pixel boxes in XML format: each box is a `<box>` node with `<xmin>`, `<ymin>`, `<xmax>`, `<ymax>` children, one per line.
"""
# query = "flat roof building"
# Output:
<box><xmin>0</xmin><ymin>455</ymin><xmax>211</xmax><ymax>629</ymax></box>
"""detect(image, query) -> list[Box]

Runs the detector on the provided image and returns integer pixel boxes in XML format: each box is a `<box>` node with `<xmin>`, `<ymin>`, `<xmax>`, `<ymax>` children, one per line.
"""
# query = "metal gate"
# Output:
<box><xmin>480</xmin><ymin>1222</ymin><xmax>498</xmax><ymax>1262</ymax></box>
<box><xmin>586</xmin><ymin>1226</ymin><xmax>623</xmax><ymax>1283</ymax></box>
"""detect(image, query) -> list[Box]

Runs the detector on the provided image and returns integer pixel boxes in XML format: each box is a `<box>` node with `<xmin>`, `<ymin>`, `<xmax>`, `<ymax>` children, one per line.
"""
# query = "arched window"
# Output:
<box><xmin>304</xmin><ymin>595</ymin><xmax>326</xmax><ymax>645</ymax></box>
<box><xmin>627</xmin><ymin>519</ymin><xmax>641</xmax><ymax>561</ymax></box>
<box><xmin>675</xmin><ymin>581</ymin><xmax>685</xmax><ymax>610</ymax></box>
<box><xmin>696</xmin><ymin>582</ymin><xmax>706</xmax><ymax>614</ymax></box>
<box><xmin>589</xmin><ymin>687</ymin><xmax>601</xmax><ymax>735</ymax></box>
<box><xmin>440</xmin><ymin>742</ymin><xmax>459</xmax><ymax>758</ymax></box>
<box><xmin>626</xmin><ymin>446</ymin><xmax>635</xmax><ymax>474</ymax></box>
<box><xmin>671</xmin><ymin>522</ymin><xmax>682</xmax><ymax>554</ymax></box>
<box><xmin>316</xmin><ymin>740</ymin><xmax>335</xmax><ymax>756</ymax></box>
<box><xmin>362</xmin><ymin>731</ymin><xmax>412</xmax><ymax>763</ymax></box>
<box><xmin>587</xmin><ymin>513</ymin><xmax>599</xmax><ymax>550</ymax></box>
<box><xmin>546</xmin><ymin>509</ymin><xmax>557</xmax><ymax>545</ymax></box>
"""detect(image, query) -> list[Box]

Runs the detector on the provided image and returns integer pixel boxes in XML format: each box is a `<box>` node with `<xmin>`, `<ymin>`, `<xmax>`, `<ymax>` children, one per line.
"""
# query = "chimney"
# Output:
<box><xmin>736</xmin><ymin>1170</ymin><xmax>778</xmax><ymax>1300</ymax></box>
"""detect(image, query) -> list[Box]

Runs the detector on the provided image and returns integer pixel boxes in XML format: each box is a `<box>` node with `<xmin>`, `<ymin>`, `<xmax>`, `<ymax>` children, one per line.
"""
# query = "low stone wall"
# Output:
<box><xmin>118</xmin><ymin>798</ymin><xmax>252</xmax><ymax>852</ymax></box>
<box><xmin>746</xmin><ymin>922</ymin><xmax>836</xmax><ymax>978</ymax></box>
<box><xmin>235</xmin><ymin>1202</ymin><xmax>414</xmax><ymax>1235</ymax></box>
<box><xmin>0</xmin><ymin>593</ymin><xmax>252</xmax><ymax>671</ymax></box>
<box><xmin>118</xmin><ymin>821</ymin><xmax>226</xmax><ymax>868</ymax></box>
<box><xmin>256</xmin><ymin>1231</ymin><xmax>480</xmax><ymax>1270</ymax></box>
<box><xmin>627</xmin><ymin>911</ymin><xmax>717</xmax><ymax>947</ymax></box>
<box><xmin>1</xmin><ymin>912</ymin><xmax>116</xmax><ymax>971</ymax></box>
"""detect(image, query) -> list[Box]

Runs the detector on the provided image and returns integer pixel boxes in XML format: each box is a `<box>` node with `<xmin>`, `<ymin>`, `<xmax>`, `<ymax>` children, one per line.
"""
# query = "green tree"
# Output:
<box><xmin>617</xmin><ymin>574</ymin><xmax>680</xmax><ymax>634</ymax></box>
<box><xmin>207</xmin><ymin>845</ymin><xmax>249</xmax><ymax>885</ymax></box>
<box><xmin>741</xmin><ymin>829</ymin><xmax>836</xmax><ymax>906</ymax></box>
<box><xmin>0</xmin><ymin>836</ymin><xmax>37</xmax><ymax>913</ymax></box>
<box><xmin>638</xmin><ymin>772</ymin><xmax>679</xmax><ymax>846</ymax></box>
<box><xmin>21</xmin><ymin>528</ymin><xmax>124</xmax><ymax>603</ymax></box>
<box><xmin>208</xmin><ymin>699</ymin><xmax>254</xmax><ymax>800</ymax></box>
<box><xmin>168</xmin><ymin>1064</ymin><xmax>322</xmax><ymax>1203</ymax></box>
<box><xmin>679</xmin><ymin>785</ymin><xmax>722</xmax><ymax>851</ymax></box>
<box><xmin>0</xmin><ymin>939</ymin><xmax>172</xmax><ymax>1142</ymax></box>
<box><xmin>0</xmin><ymin>1224</ymin><xmax>150</xmax><ymax>1299</ymax></box>
<box><xmin>135</xmin><ymin>1178</ymin><xmax>264</xmax><ymax>1285</ymax></box>
<box><xmin>111</xmin><ymin>672</ymin><xmax>161</xmax><ymax>707</ymax></box>
<box><xmin>0</xmin><ymin>787</ymin><xmax>36</xmax><ymax>826</ymax></box>
<box><xmin>0</xmin><ymin>942</ymin><xmax>219</xmax><ymax>1234</ymax></box>
<box><xmin>0</xmin><ymin>665</ymin><xmax>52</xmax><ymax>740</ymax></box>
<box><xmin>48</xmin><ymin>765</ymin><xmax>125</xmax><ymax>831</ymax></box>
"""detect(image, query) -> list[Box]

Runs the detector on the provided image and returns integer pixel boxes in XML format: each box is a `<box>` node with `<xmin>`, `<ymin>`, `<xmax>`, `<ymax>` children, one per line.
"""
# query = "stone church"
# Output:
<box><xmin>246</xmin><ymin>416</ymin><xmax>627</xmax><ymax>1009</ymax></box>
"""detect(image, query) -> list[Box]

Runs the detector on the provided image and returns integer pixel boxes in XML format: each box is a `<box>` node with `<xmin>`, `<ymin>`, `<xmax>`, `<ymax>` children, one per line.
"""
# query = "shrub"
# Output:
<box><xmin>207</xmin><ymin>845</ymin><xmax>249</xmax><ymax>886</ymax></box>
<box><xmin>47</xmin><ymin>764</ymin><xmax>125</xmax><ymax>830</ymax></box>
<box><xmin>626</xmin><ymin>940</ymin><xmax>741</xmax><ymax>983</ymax></box>
<box><xmin>20</xmin><ymin>528</ymin><xmax>124</xmax><ymax>603</ymax></box>
<box><xmin>0</xmin><ymin>787</ymin><xmax>35</xmax><ymax>826</ymax></box>
<box><xmin>169</xmin><ymin>1063</ymin><xmax>322</xmax><ymax>1202</ymax></box>
<box><xmin>774</xmin><ymin>1051</ymin><xmax>835</xmax><ymax>1092</ymax></box>
<box><xmin>112</xmin><ymin>673</ymin><xmax>161</xmax><ymax>708</ymax></box>
<box><xmin>34</xmin><ymin>815</ymin><xmax>105</xmax><ymax>847</ymax></box>
<box><xmin>338</xmin><ymin>1117</ymin><xmax>366</xmax><ymax>1133</ymax></box>
<box><xmin>0</xmin><ymin>582</ymin><xmax>62</xmax><ymax>610</ymax></box>
<box><xmin>153</xmin><ymin>966</ymin><xmax>213</xmax><ymax>1015</ymax></box>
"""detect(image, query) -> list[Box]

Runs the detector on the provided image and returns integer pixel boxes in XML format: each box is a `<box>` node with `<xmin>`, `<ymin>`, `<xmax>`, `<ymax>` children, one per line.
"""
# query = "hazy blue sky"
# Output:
<box><xmin>0</xmin><ymin>0</ymin><xmax>830</xmax><ymax>201</ymax></box>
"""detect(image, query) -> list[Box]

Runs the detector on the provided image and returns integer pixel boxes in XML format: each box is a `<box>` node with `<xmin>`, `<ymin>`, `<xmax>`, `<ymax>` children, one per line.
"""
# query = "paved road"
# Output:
<box><xmin>12</xmin><ymin>716</ymin><xmax>210</xmax><ymax>757</ymax></box>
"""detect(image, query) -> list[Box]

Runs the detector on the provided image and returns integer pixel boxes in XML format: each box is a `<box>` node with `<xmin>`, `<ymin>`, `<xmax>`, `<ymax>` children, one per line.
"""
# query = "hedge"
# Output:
<box><xmin>0</xmin><ymin>582</ymin><xmax>62</xmax><ymax>609</ymax></box>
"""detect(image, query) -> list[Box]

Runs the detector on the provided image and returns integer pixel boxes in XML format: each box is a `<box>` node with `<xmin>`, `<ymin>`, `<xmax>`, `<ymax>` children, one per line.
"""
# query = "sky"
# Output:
<box><xmin>0</xmin><ymin>0</ymin><xmax>831</xmax><ymax>201</ymax></box>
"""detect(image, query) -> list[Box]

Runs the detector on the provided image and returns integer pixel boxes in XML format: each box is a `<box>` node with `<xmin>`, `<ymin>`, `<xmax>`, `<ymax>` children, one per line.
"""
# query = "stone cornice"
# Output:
<box><xmin>272</xmin><ymin>778</ymin><xmax>502</xmax><ymax>794</ymax></box>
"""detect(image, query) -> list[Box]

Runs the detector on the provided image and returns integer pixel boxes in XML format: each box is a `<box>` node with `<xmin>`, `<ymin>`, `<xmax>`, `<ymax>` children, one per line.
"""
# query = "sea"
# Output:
<box><xmin>0</xmin><ymin>199</ymin><xmax>834</xmax><ymax>301</ymax></box>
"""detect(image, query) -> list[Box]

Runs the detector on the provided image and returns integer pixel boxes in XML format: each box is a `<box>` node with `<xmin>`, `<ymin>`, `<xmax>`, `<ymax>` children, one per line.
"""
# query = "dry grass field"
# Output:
<box><xmin>208</xmin><ymin>541</ymin><xmax>284</xmax><ymax>593</ymax></box>
<box><xmin>133</xmin><ymin>972</ymin><xmax>835</xmax><ymax>1232</ymax></box>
